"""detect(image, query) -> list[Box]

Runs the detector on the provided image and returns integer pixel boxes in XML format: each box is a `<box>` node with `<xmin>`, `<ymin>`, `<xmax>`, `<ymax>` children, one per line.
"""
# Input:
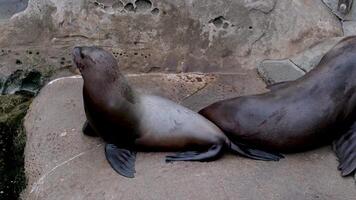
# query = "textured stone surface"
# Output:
<box><xmin>343</xmin><ymin>21</ymin><xmax>356</xmax><ymax>36</ymax></box>
<box><xmin>0</xmin><ymin>0</ymin><xmax>28</xmax><ymax>20</ymax></box>
<box><xmin>290</xmin><ymin>37</ymin><xmax>344</xmax><ymax>72</ymax></box>
<box><xmin>323</xmin><ymin>0</ymin><xmax>356</xmax><ymax>20</ymax></box>
<box><xmin>0</xmin><ymin>0</ymin><xmax>342</xmax><ymax>77</ymax></box>
<box><xmin>257</xmin><ymin>59</ymin><xmax>305</xmax><ymax>84</ymax></box>
<box><xmin>23</xmin><ymin>74</ymin><xmax>356</xmax><ymax>200</ymax></box>
<box><xmin>257</xmin><ymin>36</ymin><xmax>347</xmax><ymax>84</ymax></box>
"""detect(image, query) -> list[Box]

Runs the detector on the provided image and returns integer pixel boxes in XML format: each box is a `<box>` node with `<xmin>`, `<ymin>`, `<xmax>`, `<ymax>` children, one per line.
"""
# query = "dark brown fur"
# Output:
<box><xmin>199</xmin><ymin>37</ymin><xmax>356</xmax><ymax>176</ymax></box>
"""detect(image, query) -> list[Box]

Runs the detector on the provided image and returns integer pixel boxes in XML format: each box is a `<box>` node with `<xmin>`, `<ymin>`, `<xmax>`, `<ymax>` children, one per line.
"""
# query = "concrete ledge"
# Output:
<box><xmin>24</xmin><ymin>73</ymin><xmax>355</xmax><ymax>200</ymax></box>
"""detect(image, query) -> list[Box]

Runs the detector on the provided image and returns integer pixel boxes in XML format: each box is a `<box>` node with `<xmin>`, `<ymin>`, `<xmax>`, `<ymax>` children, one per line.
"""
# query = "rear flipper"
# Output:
<box><xmin>333</xmin><ymin>125</ymin><xmax>356</xmax><ymax>177</ymax></box>
<box><xmin>165</xmin><ymin>144</ymin><xmax>223</xmax><ymax>162</ymax></box>
<box><xmin>229</xmin><ymin>141</ymin><xmax>284</xmax><ymax>161</ymax></box>
<box><xmin>105</xmin><ymin>144</ymin><xmax>137</xmax><ymax>178</ymax></box>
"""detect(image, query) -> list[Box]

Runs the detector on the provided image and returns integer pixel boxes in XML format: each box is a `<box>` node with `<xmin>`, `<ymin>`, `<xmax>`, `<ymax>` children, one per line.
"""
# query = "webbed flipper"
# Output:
<box><xmin>229</xmin><ymin>142</ymin><xmax>284</xmax><ymax>161</ymax></box>
<box><xmin>333</xmin><ymin>125</ymin><xmax>356</xmax><ymax>177</ymax></box>
<box><xmin>105</xmin><ymin>144</ymin><xmax>137</xmax><ymax>178</ymax></box>
<box><xmin>165</xmin><ymin>144</ymin><xmax>223</xmax><ymax>162</ymax></box>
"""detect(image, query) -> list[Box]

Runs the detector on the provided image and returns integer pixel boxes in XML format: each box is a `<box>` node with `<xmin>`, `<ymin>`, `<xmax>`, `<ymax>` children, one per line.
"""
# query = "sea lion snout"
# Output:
<box><xmin>72</xmin><ymin>46</ymin><xmax>118</xmax><ymax>73</ymax></box>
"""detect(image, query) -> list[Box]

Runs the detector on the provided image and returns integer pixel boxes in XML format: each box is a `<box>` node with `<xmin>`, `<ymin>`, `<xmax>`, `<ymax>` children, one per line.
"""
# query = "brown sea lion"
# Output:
<box><xmin>72</xmin><ymin>46</ymin><xmax>282</xmax><ymax>178</ymax></box>
<box><xmin>199</xmin><ymin>36</ymin><xmax>356</xmax><ymax>177</ymax></box>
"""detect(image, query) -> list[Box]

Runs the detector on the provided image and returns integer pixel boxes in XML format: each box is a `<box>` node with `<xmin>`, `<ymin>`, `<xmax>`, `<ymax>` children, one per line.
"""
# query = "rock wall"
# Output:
<box><xmin>0</xmin><ymin>0</ymin><xmax>342</xmax><ymax>76</ymax></box>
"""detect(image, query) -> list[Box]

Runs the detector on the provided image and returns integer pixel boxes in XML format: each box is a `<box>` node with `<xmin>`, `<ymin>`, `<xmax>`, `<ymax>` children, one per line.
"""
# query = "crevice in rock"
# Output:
<box><xmin>289</xmin><ymin>59</ymin><xmax>307</xmax><ymax>73</ymax></box>
<box><xmin>179</xmin><ymin>81</ymin><xmax>210</xmax><ymax>103</ymax></box>
<box><xmin>151</xmin><ymin>8</ymin><xmax>159</xmax><ymax>15</ymax></box>
<box><xmin>209</xmin><ymin>16</ymin><xmax>226</xmax><ymax>28</ymax></box>
<box><xmin>124</xmin><ymin>3</ymin><xmax>135</xmax><ymax>12</ymax></box>
<box><xmin>135</xmin><ymin>0</ymin><xmax>152</xmax><ymax>12</ymax></box>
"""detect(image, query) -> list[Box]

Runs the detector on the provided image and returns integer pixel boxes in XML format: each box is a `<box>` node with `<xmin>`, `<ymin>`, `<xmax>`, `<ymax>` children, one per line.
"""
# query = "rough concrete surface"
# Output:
<box><xmin>23</xmin><ymin>75</ymin><xmax>356</xmax><ymax>200</ymax></box>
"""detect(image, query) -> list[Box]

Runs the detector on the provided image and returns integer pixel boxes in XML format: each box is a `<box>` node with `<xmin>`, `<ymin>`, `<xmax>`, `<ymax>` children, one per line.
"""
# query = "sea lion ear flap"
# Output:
<box><xmin>105</xmin><ymin>144</ymin><xmax>137</xmax><ymax>178</ymax></box>
<box><xmin>333</xmin><ymin>125</ymin><xmax>356</xmax><ymax>177</ymax></box>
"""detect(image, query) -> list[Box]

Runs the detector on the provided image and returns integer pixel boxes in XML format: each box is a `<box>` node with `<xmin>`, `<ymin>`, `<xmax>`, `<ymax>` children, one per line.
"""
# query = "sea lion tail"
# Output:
<box><xmin>333</xmin><ymin>125</ymin><xmax>356</xmax><ymax>177</ymax></box>
<box><xmin>227</xmin><ymin>140</ymin><xmax>284</xmax><ymax>161</ymax></box>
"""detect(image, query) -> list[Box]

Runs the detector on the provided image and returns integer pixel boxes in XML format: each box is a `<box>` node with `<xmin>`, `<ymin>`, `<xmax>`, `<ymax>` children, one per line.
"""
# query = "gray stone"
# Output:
<box><xmin>291</xmin><ymin>37</ymin><xmax>344</xmax><ymax>72</ymax></box>
<box><xmin>323</xmin><ymin>0</ymin><xmax>356</xmax><ymax>20</ymax></box>
<box><xmin>322</xmin><ymin>0</ymin><xmax>346</xmax><ymax>19</ymax></box>
<box><xmin>0</xmin><ymin>0</ymin><xmax>28</xmax><ymax>20</ymax></box>
<box><xmin>257</xmin><ymin>59</ymin><xmax>305</xmax><ymax>84</ymax></box>
<box><xmin>1</xmin><ymin>69</ymin><xmax>43</xmax><ymax>96</ymax></box>
<box><xmin>342</xmin><ymin>0</ymin><xmax>356</xmax><ymax>20</ymax></box>
<box><xmin>0</xmin><ymin>0</ymin><xmax>342</xmax><ymax>77</ymax></box>
<box><xmin>23</xmin><ymin>74</ymin><xmax>356</xmax><ymax>200</ymax></box>
<box><xmin>343</xmin><ymin>21</ymin><xmax>356</xmax><ymax>36</ymax></box>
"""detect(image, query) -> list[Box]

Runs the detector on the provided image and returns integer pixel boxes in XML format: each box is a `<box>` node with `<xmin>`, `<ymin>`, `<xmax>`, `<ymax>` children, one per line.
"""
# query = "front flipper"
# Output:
<box><xmin>333</xmin><ymin>125</ymin><xmax>356</xmax><ymax>177</ymax></box>
<box><xmin>82</xmin><ymin>120</ymin><xmax>98</xmax><ymax>137</ymax></box>
<box><xmin>165</xmin><ymin>144</ymin><xmax>223</xmax><ymax>162</ymax></box>
<box><xmin>229</xmin><ymin>142</ymin><xmax>284</xmax><ymax>161</ymax></box>
<box><xmin>105</xmin><ymin>144</ymin><xmax>137</xmax><ymax>178</ymax></box>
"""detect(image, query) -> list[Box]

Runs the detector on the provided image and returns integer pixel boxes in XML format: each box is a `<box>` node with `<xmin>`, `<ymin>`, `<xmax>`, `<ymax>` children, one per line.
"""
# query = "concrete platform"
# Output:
<box><xmin>23</xmin><ymin>73</ymin><xmax>355</xmax><ymax>200</ymax></box>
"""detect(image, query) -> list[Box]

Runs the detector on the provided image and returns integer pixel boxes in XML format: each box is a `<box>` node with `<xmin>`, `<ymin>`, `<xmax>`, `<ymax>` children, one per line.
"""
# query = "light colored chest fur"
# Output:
<box><xmin>134</xmin><ymin>95</ymin><xmax>224</xmax><ymax>148</ymax></box>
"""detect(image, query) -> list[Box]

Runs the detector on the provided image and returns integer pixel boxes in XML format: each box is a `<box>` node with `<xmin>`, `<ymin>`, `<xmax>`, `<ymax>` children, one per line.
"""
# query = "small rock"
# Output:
<box><xmin>322</xmin><ymin>0</ymin><xmax>356</xmax><ymax>20</ymax></box>
<box><xmin>257</xmin><ymin>59</ymin><xmax>305</xmax><ymax>84</ymax></box>
<box><xmin>322</xmin><ymin>0</ymin><xmax>345</xmax><ymax>19</ymax></box>
<box><xmin>135</xmin><ymin>0</ymin><xmax>152</xmax><ymax>12</ymax></box>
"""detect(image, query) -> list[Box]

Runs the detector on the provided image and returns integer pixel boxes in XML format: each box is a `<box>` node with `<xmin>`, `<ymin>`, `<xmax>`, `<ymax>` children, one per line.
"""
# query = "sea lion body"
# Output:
<box><xmin>84</xmin><ymin>90</ymin><xmax>226</xmax><ymax>151</ymax></box>
<box><xmin>73</xmin><ymin>46</ymin><xmax>282</xmax><ymax>178</ymax></box>
<box><xmin>199</xmin><ymin>36</ymin><xmax>356</xmax><ymax>176</ymax></box>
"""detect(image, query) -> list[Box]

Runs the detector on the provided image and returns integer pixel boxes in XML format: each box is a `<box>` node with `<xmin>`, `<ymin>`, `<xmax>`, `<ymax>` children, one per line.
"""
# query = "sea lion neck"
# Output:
<box><xmin>82</xmin><ymin>69</ymin><xmax>137</xmax><ymax>105</ymax></box>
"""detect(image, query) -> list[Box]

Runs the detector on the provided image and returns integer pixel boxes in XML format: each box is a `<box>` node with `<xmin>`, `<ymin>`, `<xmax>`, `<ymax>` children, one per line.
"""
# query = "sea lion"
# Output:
<box><xmin>199</xmin><ymin>36</ymin><xmax>356</xmax><ymax>177</ymax></box>
<box><xmin>72</xmin><ymin>46</ymin><xmax>282</xmax><ymax>178</ymax></box>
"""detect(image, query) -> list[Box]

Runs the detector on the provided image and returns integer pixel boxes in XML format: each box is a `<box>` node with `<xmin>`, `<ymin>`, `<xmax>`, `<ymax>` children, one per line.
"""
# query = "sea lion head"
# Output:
<box><xmin>72</xmin><ymin>46</ymin><xmax>135</xmax><ymax>102</ymax></box>
<box><xmin>72</xmin><ymin>46</ymin><xmax>120</xmax><ymax>82</ymax></box>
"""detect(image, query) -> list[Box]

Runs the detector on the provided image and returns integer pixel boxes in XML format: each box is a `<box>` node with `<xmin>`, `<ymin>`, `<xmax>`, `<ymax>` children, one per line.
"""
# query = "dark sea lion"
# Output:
<box><xmin>72</xmin><ymin>46</ymin><xmax>282</xmax><ymax>178</ymax></box>
<box><xmin>199</xmin><ymin>36</ymin><xmax>356</xmax><ymax>177</ymax></box>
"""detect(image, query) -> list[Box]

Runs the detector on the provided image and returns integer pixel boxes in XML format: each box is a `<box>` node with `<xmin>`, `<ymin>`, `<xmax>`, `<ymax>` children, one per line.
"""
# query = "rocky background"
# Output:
<box><xmin>0</xmin><ymin>0</ymin><xmax>355</xmax><ymax>199</ymax></box>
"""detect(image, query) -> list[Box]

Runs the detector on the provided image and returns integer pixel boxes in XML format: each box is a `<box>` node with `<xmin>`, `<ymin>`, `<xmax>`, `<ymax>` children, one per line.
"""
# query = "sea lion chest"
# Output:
<box><xmin>82</xmin><ymin>88</ymin><xmax>139</xmax><ymax>145</ymax></box>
